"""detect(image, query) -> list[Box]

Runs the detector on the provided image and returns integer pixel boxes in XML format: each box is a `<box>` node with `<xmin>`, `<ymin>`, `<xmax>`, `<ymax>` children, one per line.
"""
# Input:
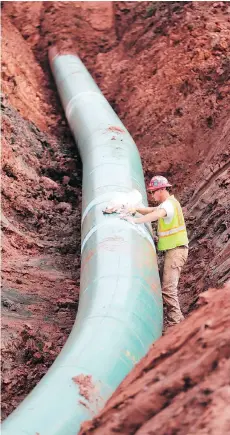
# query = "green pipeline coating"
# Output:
<box><xmin>2</xmin><ymin>49</ymin><xmax>163</xmax><ymax>435</ymax></box>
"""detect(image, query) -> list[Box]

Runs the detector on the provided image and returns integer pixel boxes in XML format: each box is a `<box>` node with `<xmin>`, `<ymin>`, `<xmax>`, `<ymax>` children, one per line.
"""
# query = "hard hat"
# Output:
<box><xmin>148</xmin><ymin>175</ymin><xmax>172</xmax><ymax>192</ymax></box>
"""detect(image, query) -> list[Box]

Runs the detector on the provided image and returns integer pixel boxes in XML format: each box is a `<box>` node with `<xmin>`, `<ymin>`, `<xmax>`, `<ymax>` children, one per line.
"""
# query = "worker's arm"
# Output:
<box><xmin>105</xmin><ymin>205</ymin><xmax>156</xmax><ymax>215</ymax></box>
<box><xmin>123</xmin><ymin>208</ymin><xmax>166</xmax><ymax>224</ymax></box>
<box><xmin>135</xmin><ymin>206</ymin><xmax>157</xmax><ymax>215</ymax></box>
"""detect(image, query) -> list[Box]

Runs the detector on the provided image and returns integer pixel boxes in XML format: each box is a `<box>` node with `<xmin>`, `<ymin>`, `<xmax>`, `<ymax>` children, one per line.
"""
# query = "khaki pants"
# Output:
<box><xmin>162</xmin><ymin>247</ymin><xmax>188</xmax><ymax>326</ymax></box>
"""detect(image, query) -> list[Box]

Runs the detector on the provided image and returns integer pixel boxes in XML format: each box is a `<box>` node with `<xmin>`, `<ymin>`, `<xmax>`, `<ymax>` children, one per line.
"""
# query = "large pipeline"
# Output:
<box><xmin>2</xmin><ymin>49</ymin><xmax>163</xmax><ymax>435</ymax></box>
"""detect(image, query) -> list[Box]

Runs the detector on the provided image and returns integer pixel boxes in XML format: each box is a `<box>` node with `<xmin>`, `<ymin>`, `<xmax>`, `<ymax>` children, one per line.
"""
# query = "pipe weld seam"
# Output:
<box><xmin>81</xmin><ymin>219</ymin><xmax>155</xmax><ymax>253</ymax></box>
<box><xmin>66</xmin><ymin>91</ymin><xmax>104</xmax><ymax>118</ymax></box>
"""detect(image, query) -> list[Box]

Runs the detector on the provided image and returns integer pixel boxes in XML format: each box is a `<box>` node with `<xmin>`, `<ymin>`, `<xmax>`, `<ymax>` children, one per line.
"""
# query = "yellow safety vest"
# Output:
<box><xmin>157</xmin><ymin>196</ymin><xmax>188</xmax><ymax>251</ymax></box>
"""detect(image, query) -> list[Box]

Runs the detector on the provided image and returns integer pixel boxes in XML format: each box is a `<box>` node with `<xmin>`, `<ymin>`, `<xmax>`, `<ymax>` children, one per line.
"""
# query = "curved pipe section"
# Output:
<box><xmin>2</xmin><ymin>49</ymin><xmax>163</xmax><ymax>435</ymax></box>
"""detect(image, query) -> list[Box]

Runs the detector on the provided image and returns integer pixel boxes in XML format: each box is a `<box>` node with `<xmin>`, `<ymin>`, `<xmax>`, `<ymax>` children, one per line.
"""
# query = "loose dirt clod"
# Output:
<box><xmin>72</xmin><ymin>375</ymin><xmax>95</xmax><ymax>403</ymax></box>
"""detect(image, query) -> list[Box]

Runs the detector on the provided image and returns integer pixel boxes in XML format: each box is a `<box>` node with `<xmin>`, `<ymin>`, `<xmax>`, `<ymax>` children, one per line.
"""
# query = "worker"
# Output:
<box><xmin>122</xmin><ymin>175</ymin><xmax>189</xmax><ymax>329</ymax></box>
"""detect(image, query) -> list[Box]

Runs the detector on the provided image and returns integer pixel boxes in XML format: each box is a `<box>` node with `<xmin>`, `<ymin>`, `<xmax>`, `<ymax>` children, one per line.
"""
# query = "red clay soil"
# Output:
<box><xmin>1</xmin><ymin>0</ymin><xmax>230</xmax><ymax>431</ymax></box>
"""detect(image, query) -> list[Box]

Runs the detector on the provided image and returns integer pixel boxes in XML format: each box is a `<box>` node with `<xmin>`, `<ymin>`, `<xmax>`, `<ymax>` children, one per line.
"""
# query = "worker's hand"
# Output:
<box><xmin>153</xmin><ymin>235</ymin><xmax>159</xmax><ymax>243</ymax></box>
<box><xmin>128</xmin><ymin>207</ymin><xmax>136</xmax><ymax>215</ymax></box>
<box><xmin>103</xmin><ymin>206</ymin><xmax>118</xmax><ymax>214</ymax></box>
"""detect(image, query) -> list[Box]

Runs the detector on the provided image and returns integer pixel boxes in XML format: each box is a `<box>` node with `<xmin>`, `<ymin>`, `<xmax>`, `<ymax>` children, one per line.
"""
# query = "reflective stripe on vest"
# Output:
<box><xmin>158</xmin><ymin>224</ymin><xmax>186</xmax><ymax>237</ymax></box>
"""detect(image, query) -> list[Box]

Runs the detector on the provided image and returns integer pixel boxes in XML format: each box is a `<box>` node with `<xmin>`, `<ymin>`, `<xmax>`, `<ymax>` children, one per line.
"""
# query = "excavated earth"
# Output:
<box><xmin>1</xmin><ymin>1</ymin><xmax>230</xmax><ymax>432</ymax></box>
